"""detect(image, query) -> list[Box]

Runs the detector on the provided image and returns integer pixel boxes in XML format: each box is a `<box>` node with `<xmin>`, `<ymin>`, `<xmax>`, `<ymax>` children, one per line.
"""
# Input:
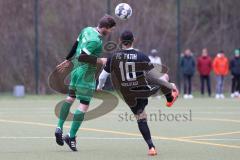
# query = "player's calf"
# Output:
<box><xmin>134</xmin><ymin>109</ymin><xmax>156</xmax><ymax>156</ymax></box>
<box><xmin>55</xmin><ymin>95</ymin><xmax>75</xmax><ymax>146</ymax></box>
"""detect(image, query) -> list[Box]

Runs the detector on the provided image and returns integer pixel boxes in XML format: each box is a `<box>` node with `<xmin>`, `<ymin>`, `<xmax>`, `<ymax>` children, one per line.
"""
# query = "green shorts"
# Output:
<box><xmin>69</xmin><ymin>66</ymin><xmax>96</xmax><ymax>102</ymax></box>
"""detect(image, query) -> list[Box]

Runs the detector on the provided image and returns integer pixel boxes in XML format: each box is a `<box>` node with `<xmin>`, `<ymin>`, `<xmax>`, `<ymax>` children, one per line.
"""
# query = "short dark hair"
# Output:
<box><xmin>120</xmin><ymin>30</ymin><xmax>134</xmax><ymax>45</ymax></box>
<box><xmin>98</xmin><ymin>15</ymin><xmax>116</xmax><ymax>29</ymax></box>
<box><xmin>219</xmin><ymin>50</ymin><xmax>224</xmax><ymax>53</ymax></box>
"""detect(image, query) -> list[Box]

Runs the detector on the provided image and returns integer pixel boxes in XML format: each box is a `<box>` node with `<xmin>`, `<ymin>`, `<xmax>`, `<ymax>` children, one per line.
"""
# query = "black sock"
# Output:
<box><xmin>137</xmin><ymin>119</ymin><xmax>155</xmax><ymax>149</ymax></box>
<box><xmin>165</xmin><ymin>92</ymin><xmax>173</xmax><ymax>102</ymax></box>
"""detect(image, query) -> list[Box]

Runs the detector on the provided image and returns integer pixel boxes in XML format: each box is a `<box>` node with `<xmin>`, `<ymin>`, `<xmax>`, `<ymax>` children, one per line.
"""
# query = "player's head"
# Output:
<box><xmin>120</xmin><ymin>30</ymin><xmax>134</xmax><ymax>48</ymax></box>
<box><xmin>234</xmin><ymin>49</ymin><xmax>240</xmax><ymax>57</ymax></box>
<box><xmin>184</xmin><ymin>48</ymin><xmax>192</xmax><ymax>56</ymax></box>
<box><xmin>98</xmin><ymin>15</ymin><xmax>116</xmax><ymax>36</ymax></box>
<box><xmin>150</xmin><ymin>49</ymin><xmax>158</xmax><ymax>57</ymax></box>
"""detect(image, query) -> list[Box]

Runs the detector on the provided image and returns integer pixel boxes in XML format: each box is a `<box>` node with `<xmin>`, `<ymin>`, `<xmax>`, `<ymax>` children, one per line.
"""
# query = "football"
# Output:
<box><xmin>115</xmin><ymin>3</ymin><xmax>132</xmax><ymax>20</ymax></box>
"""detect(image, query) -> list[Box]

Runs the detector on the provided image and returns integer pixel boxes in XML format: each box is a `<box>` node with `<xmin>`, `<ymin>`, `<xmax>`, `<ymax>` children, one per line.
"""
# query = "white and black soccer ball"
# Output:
<box><xmin>115</xmin><ymin>3</ymin><xmax>132</xmax><ymax>20</ymax></box>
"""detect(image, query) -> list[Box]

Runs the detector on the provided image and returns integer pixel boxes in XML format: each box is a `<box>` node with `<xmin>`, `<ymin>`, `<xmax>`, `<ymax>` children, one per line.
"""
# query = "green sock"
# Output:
<box><xmin>57</xmin><ymin>101</ymin><xmax>72</xmax><ymax>130</ymax></box>
<box><xmin>69</xmin><ymin>110</ymin><xmax>85</xmax><ymax>138</ymax></box>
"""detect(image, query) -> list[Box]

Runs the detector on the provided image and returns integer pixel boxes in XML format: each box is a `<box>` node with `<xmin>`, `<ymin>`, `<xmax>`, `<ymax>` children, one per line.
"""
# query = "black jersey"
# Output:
<box><xmin>103</xmin><ymin>49</ymin><xmax>159</xmax><ymax>107</ymax></box>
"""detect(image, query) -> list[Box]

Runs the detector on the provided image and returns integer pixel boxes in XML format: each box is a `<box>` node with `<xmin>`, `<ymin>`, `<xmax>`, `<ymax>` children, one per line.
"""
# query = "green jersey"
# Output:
<box><xmin>69</xmin><ymin>27</ymin><xmax>103</xmax><ymax>101</ymax></box>
<box><xmin>72</xmin><ymin>27</ymin><xmax>103</xmax><ymax>68</ymax></box>
<box><xmin>76</xmin><ymin>27</ymin><xmax>102</xmax><ymax>57</ymax></box>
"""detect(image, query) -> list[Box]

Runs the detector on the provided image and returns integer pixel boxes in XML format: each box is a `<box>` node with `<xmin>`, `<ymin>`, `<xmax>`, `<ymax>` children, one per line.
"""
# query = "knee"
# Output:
<box><xmin>160</xmin><ymin>74</ymin><xmax>169</xmax><ymax>82</ymax></box>
<box><xmin>66</xmin><ymin>96</ymin><xmax>75</xmax><ymax>103</ymax></box>
<box><xmin>77</xmin><ymin>103</ymin><xmax>89</xmax><ymax>113</ymax></box>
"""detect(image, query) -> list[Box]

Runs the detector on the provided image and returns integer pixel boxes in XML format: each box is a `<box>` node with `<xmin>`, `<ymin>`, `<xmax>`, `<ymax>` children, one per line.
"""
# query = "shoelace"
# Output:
<box><xmin>71</xmin><ymin>141</ymin><xmax>76</xmax><ymax>148</ymax></box>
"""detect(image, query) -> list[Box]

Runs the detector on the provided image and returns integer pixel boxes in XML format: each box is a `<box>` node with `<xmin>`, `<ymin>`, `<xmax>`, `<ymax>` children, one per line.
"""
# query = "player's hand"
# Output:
<box><xmin>96</xmin><ymin>87</ymin><xmax>102</xmax><ymax>92</ymax></box>
<box><xmin>57</xmin><ymin>60</ymin><xmax>71</xmax><ymax>73</ymax></box>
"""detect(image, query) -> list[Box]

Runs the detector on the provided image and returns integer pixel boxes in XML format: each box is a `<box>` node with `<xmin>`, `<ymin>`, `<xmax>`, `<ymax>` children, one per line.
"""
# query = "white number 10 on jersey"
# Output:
<box><xmin>119</xmin><ymin>62</ymin><xmax>137</xmax><ymax>81</ymax></box>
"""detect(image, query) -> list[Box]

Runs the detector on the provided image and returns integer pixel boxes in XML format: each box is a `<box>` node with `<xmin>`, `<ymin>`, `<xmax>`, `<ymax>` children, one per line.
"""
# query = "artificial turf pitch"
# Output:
<box><xmin>0</xmin><ymin>94</ymin><xmax>239</xmax><ymax>160</ymax></box>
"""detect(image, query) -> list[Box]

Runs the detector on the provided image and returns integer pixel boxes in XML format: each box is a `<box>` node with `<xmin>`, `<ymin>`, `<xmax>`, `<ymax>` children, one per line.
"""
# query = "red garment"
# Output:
<box><xmin>212</xmin><ymin>54</ymin><xmax>229</xmax><ymax>76</ymax></box>
<box><xmin>197</xmin><ymin>55</ymin><xmax>212</xmax><ymax>75</ymax></box>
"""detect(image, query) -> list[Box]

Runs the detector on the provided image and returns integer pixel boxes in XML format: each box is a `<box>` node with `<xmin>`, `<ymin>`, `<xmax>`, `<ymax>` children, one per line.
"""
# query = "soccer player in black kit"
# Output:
<box><xmin>97</xmin><ymin>30</ymin><xmax>179</xmax><ymax>156</ymax></box>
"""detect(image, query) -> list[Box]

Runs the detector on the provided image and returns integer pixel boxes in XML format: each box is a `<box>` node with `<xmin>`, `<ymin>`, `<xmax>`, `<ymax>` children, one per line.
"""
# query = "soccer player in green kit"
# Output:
<box><xmin>55</xmin><ymin>15</ymin><xmax>116</xmax><ymax>151</ymax></box>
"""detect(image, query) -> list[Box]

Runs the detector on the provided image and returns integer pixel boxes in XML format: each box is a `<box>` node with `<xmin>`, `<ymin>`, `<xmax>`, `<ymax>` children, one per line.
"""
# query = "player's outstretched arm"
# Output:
<box><xmin>78</xmin><ymin>54</ymin><xmax>107</xmax><ymax>65</ymax></box>
<box><xmin>56</xmin><ymin>40</ymin><xmax>78</xmax><ymax>72</ymax></box>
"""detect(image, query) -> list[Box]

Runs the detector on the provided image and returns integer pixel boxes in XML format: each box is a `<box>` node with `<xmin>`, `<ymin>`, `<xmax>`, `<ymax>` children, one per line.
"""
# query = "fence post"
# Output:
<box><xmin>34</xmin><ymin>0</ymin><xmax>39</xmax><ymax>94</ymax></box>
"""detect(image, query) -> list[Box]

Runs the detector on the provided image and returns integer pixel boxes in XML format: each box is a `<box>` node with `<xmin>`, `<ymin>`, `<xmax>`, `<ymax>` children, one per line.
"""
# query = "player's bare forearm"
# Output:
<box><xmin>97</xmin><ymin>58</ymin><xmax>107</xmax><ymax>65</ymax></box>
<box><xmin>78</xmin><ymin>54</ymin><xmax>107</xmax><ymax>65</ymax></box>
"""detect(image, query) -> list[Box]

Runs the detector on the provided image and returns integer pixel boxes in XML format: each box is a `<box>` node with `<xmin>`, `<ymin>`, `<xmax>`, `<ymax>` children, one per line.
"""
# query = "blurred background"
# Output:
<box><xmin>0</xmin><ymin>0</ymin><xmax>240</xmax><ymax>95</ymax></box>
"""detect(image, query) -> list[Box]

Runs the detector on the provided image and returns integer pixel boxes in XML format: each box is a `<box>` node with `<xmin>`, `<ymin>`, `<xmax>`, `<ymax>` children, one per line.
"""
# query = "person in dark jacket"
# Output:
<box><xmin>181</xmin><ymin>49</ymin><xmax>195</xmax><ymax>99</ymax></box>
<box><xmin>230</xmin><ymin>49</ymin><xmax>240</xmax><ymax>98</ymax></box>
<box><xmin>197</xmin><ymin>48</ymin><xmax>212</xmax><ymax>97</ymax></box>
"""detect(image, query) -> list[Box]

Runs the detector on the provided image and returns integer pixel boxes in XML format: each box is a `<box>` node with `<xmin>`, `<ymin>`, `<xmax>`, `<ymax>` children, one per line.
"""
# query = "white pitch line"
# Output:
<box><xmin>111</xmin><ymin>111</ymin><xmax>240</xmax><ymax>115</ymax></box>
<box><xmin>0</xmin><ymin>137</ymin><xmax>54</xmax><ymax>139</ymax></box>
<box><xmin>2</xmin><ymin>137</ymin><xmax>240</xmax><ymax>141</ymax></box>
<box><xmin>194</xmin><ymin>138</ymin><xmax>240</xmax><ymax>141</ymax></box>
<box><xmin>0</xmin><ymin>137</ymin><xmax>144</xmax><ymax>140</ymax></box>
<box><xmin>3</xmin><ymin>136</ymin><xmax>240</xmax><ymax>141</ymax></box>
<box><xmin>191</xmin><ymin>112</ymin><xmax>240</xmax><ymax>115</ymax></box>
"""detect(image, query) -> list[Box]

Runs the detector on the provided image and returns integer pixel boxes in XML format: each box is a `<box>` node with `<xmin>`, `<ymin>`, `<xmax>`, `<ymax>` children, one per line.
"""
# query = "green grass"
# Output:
<box><xmin>0</xmin><ymin>94</ymin><xmax>240</xmax><ymax>160</ymax></box>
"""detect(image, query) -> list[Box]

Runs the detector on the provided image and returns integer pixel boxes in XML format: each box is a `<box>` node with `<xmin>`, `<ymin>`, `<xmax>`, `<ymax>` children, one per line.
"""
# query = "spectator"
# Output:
<box><xmin>230</xmin><ymin>49</ymin><xmax>240</xmax><ymax>98</ymax></box>
<box><xmin>212</xmin><ymin>51</ymin><xmax>229</xmax><ymax>99</ymax></box>
<box><xmin>148</xmin><ymin>49</ymin><xmax>162</xmax><ymax>99</ymax></box>
<box><xmin>181</xmin><ymin>49</ymin><xmax>195</xmax><ymax>99</ymax></box>
<box><xmin>197</xmin><ymin>48</ymin><xmax>212</xmax><ymax>97</ymax></box>
<box><xmin>148</xmin><ymin>49</ymin><xmax>162</xmax><ymax>65</ymax></box>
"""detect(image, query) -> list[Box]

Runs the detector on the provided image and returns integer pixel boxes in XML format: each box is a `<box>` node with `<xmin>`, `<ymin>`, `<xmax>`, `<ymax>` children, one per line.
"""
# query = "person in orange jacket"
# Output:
<box><xmin>212</xmin><ymin>51</ymin><xmax>229</xmax><ymax>99</ymax></box>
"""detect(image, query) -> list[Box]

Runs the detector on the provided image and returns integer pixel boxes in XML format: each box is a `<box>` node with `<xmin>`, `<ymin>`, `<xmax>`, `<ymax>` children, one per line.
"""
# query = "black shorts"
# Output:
<box><xmin>68</xmin><ymin>89</ymin><xmax>90</xmax><ymax>105</ymax></box>
<box><xmin>130</xmin><ymin>98</ymin><xmax>148</xmax><ymax>115</ymax></box>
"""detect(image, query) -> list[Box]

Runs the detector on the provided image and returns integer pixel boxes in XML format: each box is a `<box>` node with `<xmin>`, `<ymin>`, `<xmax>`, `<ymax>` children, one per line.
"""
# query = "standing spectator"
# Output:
<box><xmin>197</xmin><ymin>48</ymin><xmax>212</xmax><ymax>97</ymax></box>
<box><xmin>181</xmin><ymin>49</ymin><xmax>195</xmax><ymax>99</ymax></box>
<box><xmin>148</xmin><ymin>49</ymin><xmax>162</xmax><ymax>99</ymax></box>
<box><xmin>212</xmin><ymin>51</ymin><xmax>229</xmax><ymax>99</ymax></box>
<box><xmin>230</xmin><ymin>49</ymin><xmax>240</xmax><ymax>98</ymax></box>
<box><xmin>148</xmin><ymin>49</ymin><xmax>162</xmax><ymax>65</ymax></box>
